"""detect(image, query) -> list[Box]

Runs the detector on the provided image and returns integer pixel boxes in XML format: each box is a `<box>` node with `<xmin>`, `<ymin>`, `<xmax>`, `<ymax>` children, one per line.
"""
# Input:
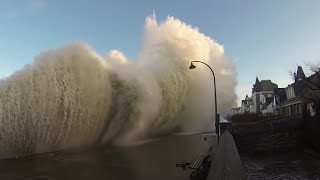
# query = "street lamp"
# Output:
<box><xmin>189</xmin><ymin>61</ymin><xmax>220</xmax><ymax>143</ymax></box>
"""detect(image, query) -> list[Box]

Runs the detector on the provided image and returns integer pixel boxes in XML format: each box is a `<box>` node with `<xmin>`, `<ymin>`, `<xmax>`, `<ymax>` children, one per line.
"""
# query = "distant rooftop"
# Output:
<box><xmin>252</xmin><ymin>77</ymin><xmax>278</xmax><ymax>93</ymax></box>
<box><xmin>294</xmin><ymin>66</ymin><xmax>306</xmax><ymax>82</ymax></box>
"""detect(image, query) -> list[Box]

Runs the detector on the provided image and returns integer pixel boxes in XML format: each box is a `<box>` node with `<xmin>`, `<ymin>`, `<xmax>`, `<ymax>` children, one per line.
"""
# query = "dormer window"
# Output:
<box><xmin>286</xmin><ymin>86</ymin><xmax>295</xmax><ymax>99</ymax></box>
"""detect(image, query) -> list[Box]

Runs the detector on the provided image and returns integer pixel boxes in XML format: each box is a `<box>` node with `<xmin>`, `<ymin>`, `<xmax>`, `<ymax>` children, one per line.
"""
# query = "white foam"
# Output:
<box><xmin>0</xmin><ymin>15</ymin><xmax>237</xmax><ymax>159</ymax></box>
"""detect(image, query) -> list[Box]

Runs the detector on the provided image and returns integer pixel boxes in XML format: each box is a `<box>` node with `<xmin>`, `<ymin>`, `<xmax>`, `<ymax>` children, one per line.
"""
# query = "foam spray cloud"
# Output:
<box><xmin>0</xmin><ymin>15</ymin><xmax>237</xmax><ymax>159</ymax></box>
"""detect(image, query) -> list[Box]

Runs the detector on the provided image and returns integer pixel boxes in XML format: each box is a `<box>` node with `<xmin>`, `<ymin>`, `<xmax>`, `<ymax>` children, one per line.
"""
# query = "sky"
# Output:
<box><xmin>1</xmin><ymin>0</ymin><xmax>320</xmax><ymax>105</ymax></box>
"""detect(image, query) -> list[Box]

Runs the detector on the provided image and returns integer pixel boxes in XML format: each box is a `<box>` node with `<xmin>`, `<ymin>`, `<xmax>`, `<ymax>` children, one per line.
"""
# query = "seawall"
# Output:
<box><xmin>207</xmin><ymin>131</ymin><xmax>246</xmax><ymax>180</ymax></box>
<box><xmin>230</xmin><ymin>117</ymin><xmax>304</xmax><ymax>152</ymax></box>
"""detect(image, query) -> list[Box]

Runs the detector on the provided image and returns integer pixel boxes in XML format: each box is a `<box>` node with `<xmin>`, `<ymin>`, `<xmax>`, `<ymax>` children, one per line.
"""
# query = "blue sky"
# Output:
<box><xmin>1</xmin><ymin>0</ymin><xmax>320</xmax><ymax>103</ymax></box>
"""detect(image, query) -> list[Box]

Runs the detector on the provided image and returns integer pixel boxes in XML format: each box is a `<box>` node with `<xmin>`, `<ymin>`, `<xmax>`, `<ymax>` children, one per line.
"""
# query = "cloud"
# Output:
<box><xmin>5</xmin><ymin>0</ymin><xmax>47</xmax><ymax>19</ymax></box>
<box><xmin>28</xmin><ymin>0</ymin><xmax>47</xmax><ymax>10</ymax></box>
<box><xmin>6</xmin><ymin>9</ymin><xmax>21</xmax><ymax>19</ymax></box>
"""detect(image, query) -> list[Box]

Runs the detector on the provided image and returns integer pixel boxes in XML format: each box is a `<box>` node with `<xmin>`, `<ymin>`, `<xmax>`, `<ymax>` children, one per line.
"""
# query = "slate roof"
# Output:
<box><xmin>274</xmin><ymin>88</ymin><xmax>287</xmax><ymax>105</ymax></box>
<box><xmin>291</xmin><ymin>80</ymin><xmax>307</xmax><ymax>97</ymax></box>
<box><xmin>252</xmin><ymin>77</ymin><xmax>261</xmax><ymax>92</ymax></box>
<box><xmin>262</xmin><ymin>97</ymin><xmax>274</xmax><ymax>110</ymax></box>
<box><xmin>281</xmin><ymin>70</ymin><xmax>320</xmax><ymax>105</ymax></box>
<box><xmin>252</xmin><ymin>78</ymin><xmax>278</xmax><ymax>93</ymax></box>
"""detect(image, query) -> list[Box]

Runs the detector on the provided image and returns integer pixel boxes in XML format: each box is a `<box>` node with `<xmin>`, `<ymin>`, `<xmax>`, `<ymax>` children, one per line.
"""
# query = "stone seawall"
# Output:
<box><xmin>207</xmin><ymin>131</ymin><xmax>246</xmax><ymax>180</ymax></box>
<box><xmin>229</xmin><ymin>117</ymin><xmax>304</xmax><ymax>153</ymax></box>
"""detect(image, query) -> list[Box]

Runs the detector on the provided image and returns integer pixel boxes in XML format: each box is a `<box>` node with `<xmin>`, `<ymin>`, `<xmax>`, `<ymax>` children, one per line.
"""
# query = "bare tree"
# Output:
<box><xmin>305</xmin><ymin>62</ymin><xmax>320</xmax><ymax>73</ymax></box>
<box><xmin>289</xmin><ymin>64</ymin><xmax>320</xmax><ymax>108</ymax></box>
<box><xmin>288</xmin><ymin>69</ymin><xmax>296</xmax><ymax>81</ymax></box>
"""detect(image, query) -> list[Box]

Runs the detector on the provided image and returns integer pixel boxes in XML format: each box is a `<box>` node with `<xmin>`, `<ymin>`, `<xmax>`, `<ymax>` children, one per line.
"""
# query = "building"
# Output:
<box><xmin>241</xmin><ymin>95</ymin><xmax>253</xmax><ymax>113</ymax></box>
<box><xmin>261</xmin><ymin>96</ymin><xmax>274</xmax><ymax>116</ymax></box>
<box><xmin>276</xmin><ymin>66</ymin><xmax>320</xmax><ymax>117</ymax></box>
<box><xmin>238</xmin><ymin>66</ymin><xmax>320</xmax><ymax>117</ymax></box>
<box><xmin>273</xmin><ymin>88</ymin><xmax>287</xmax><ymax>116</ymax></box>
<box><xmin>251</xmin><ymin>77</ymin><xmax>278</xmax><ymax>115</ymax></box>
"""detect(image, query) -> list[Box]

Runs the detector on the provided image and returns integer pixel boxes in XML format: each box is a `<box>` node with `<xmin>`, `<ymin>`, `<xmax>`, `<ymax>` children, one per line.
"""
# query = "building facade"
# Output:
<box><xmin>241</xmin><ymin>95</ymin><xmax>253</xmax><ymax>113</ymax></box>
<box><xmin>238</xmin><ymin>66</ymin><xmax>320</xmax><ymax>118</ymax></box>
<box><xmin>251</xmin><ymin>78</ymin><xmax>278</xmax><ymax>115</ymax></box>
<box><xmin>275</xmin><ymin>66</ymin><xmax>320</xmax><ymax>117</ymax></box>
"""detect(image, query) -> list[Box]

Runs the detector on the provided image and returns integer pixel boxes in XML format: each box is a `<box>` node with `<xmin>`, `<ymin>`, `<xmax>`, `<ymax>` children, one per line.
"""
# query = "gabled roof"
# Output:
<box><xmin>252</xmin><ymin>79</ymin><xmax>278</xmax><ymax>93</ymax></box>
<box><xmin>252</xmin><ymin>77</ymin><xmax>261</xmax><ymax>92</ymax></box>
<box><xmin>262</xmin><ymin>97</ymin><xmax>273</xmax><ymax>110</ymax></box>
<box><xmin>255</xmin><ymin>77</ymin><xmax>259</xmax><ymax>84</ymax></box>
<box><xmin>288</xmin><ymin>70</ymin><xmax>318</xmax><ymax>98</ymax></box>
<box><xmin>274</xmin><ymin>88</ymin><xmax>287</xmax><ymax>105</ymax></box>
<box><xmin>260</xmin><ymin>80</ymin><xmax>278</xmax><ymax>91</ymax></box>
<box><xmin>281</xmin><ymin>70</ymin><xmax>320</xmax><ymax>105</ymax></box>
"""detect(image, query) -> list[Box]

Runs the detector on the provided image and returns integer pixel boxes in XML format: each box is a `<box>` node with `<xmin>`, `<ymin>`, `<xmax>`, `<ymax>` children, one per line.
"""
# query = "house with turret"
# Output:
<box><xmin>239</xmin><ymin>65</ymin><xmax>320</xmax><ymax>117</ymax></box>
<box><xmin>275</xmin><ymin>66</ymin><xmax>320</xmax><ymax>117</ymax></box>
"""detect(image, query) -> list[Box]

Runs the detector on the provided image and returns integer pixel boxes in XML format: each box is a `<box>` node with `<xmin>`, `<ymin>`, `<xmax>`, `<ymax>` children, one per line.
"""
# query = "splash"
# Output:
<box><xmin>0</xmin><ymin>16</ymin><xmax>237</xmax><ymax>159</ymax></box>
<box><xmin>0</xmin><ymin>43</ymin><xmax>112</xmax><ymax>159</ymax></box>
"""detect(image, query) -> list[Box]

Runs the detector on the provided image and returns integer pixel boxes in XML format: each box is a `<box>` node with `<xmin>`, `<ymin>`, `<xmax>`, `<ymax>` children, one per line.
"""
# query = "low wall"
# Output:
<box><xmin>230</xmin><ymin>117</ymin><xmax>304</xmax><ymax>152</ymax></box>
<box><xmin>303</xmin><ymin>117</ymin><xmax>320</xmax><ymax>151</ymax></box>
<box><xmin>207</xmin><ymin>131</ymin><xmax>246</xmax><ymax>180</ymax></box>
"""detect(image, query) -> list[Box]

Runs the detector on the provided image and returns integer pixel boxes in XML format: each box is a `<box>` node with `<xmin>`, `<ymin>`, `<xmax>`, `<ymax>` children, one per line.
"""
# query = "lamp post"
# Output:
<box><xmin>189</xmin><ymin>61</ymin><xmax>220</xmax><ymax>142</ymax></box>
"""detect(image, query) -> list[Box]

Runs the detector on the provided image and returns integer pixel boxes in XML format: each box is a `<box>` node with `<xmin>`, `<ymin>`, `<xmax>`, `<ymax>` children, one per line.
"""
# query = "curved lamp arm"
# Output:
<box><xmin>189</xmin><ymin>60</ymin><xmax>220</xmax><ymax>142</ymax></box>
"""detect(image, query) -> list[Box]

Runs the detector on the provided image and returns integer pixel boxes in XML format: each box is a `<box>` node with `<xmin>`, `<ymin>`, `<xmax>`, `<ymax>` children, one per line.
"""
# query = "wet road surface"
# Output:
<box><xmin>0</xmin><ymin>134</ymin><xmax>216</xmax><ymax>180</ymax></box>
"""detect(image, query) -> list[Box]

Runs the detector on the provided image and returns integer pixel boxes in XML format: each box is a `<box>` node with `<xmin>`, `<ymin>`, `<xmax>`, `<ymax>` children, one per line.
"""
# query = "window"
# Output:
<box><xmin>286</xmin><ymin>86</ymin><xmax>295</xmax><ymax>99</ymax></box>
<box><xmin>268</xmin><ymin>94</ymin><xmax>272</xmax><ymax>98</ymax></box>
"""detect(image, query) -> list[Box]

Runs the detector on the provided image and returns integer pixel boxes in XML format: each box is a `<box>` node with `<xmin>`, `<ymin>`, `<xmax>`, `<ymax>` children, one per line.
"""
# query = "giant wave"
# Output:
<box><xmin>0</xmin><ymin>16</ymin><xmax>237</xmax><ymax>159</ymax></box>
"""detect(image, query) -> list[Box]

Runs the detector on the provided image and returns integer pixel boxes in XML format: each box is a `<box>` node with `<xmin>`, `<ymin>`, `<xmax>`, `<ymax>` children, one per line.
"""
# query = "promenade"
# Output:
<box><xmin>0</xmin><ymin>133</ymin><xmax>216</xmax><ymax>180</ymax></box>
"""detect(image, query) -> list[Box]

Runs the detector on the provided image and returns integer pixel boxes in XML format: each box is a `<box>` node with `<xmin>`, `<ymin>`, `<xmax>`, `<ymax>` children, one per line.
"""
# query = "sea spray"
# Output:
<box><xmin>0</xmin><ymin>15</ymin><xmax>237</xmax><ymax>159</ymax></box>
<box><xmin>101</xmin><ymin>50</ymin><xmax>161</xmax><ymax>145</ymax></box>
<box><xmin>138</xmin><ymin>16</ymin><xmax>237</xmax><ymax>132</ymax></box>
<box><xmin>0</xmin><ymin>43</ymin><xmax>112</xmax><ymax>159</ymax></box>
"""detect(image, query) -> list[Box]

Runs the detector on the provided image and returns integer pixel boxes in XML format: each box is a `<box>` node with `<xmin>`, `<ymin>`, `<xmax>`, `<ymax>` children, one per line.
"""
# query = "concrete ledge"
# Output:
<box><xmin>207</xmin><ymin>131</ymin><xmax>246</xmax><ymax>180</ymax></box>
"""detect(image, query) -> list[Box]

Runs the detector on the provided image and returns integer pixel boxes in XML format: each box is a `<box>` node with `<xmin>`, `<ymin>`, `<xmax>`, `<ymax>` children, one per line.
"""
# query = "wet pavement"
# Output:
<box><xmin>0</xmin><ymin>134</ymin><xmax>215</xmax><ymax>180</ymax></box>
<box><xmin>241</xmin><ymin>150</ymin><xmax>320</xmax><ymax>180</ymax></box>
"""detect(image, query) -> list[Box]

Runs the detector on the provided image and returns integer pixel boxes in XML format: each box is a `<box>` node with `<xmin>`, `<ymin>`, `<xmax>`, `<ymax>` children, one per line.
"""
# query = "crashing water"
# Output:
<box><xmin>0</xmin><ymin>15</ymin><xmax>237</xmax><ymax>159</ymax></box>
<box><xmin>0</xmin><ymin>45</ymin><xmax>112</xmax><ymax>158</ymax></box>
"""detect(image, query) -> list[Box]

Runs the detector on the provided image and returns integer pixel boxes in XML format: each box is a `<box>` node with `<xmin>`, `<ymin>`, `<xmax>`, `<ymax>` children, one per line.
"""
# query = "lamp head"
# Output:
<box><xmin>189</xmin><ymin>62</ymin><xmax>196</xmax><ymax>69</ymax></box>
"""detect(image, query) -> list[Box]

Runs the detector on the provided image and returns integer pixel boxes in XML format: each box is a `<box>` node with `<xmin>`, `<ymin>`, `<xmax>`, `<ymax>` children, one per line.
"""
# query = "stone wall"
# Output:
<box><xmin>303</xmin><ymin>116</ymin><xmax>320</xmax><ymax>151</ymax></box>
<box><xmin>230</xmin><ymin>117</ymin><xmax>304</xmax><ymax>153</ymax></box>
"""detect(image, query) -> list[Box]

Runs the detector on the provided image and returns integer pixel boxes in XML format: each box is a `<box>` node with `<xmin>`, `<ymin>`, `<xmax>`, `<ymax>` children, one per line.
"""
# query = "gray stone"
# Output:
<box><xmin>207</xmin><ymin>131</ymin><xmax>247</xmax><ymax>180</ymax></box>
